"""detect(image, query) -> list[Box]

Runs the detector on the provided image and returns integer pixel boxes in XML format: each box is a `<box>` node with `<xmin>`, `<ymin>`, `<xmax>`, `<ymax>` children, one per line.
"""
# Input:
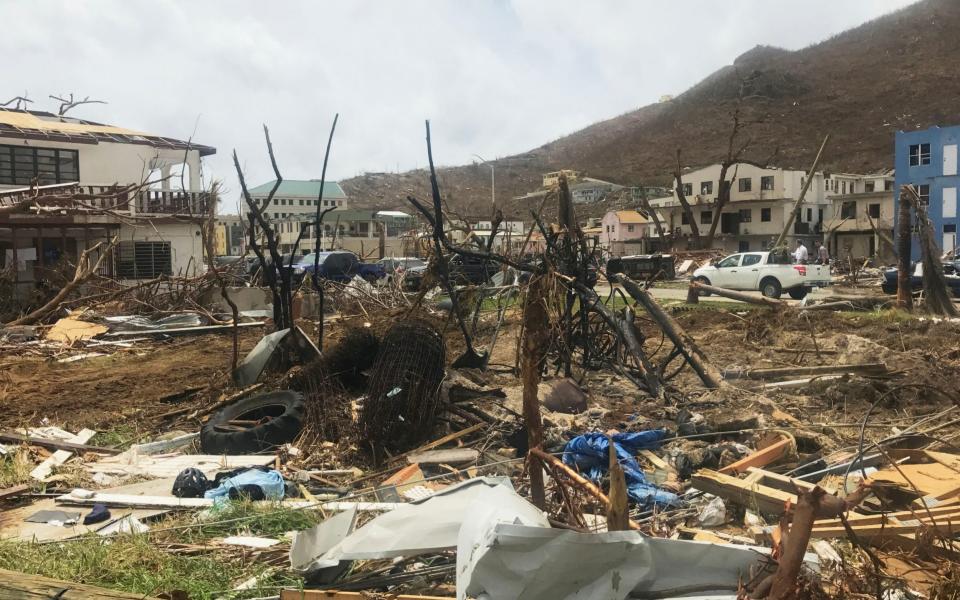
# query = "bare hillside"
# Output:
<box><xmin>343</xmin><ymin>0</ymin><xmax>960</xmax><ymax>218</ymax></box>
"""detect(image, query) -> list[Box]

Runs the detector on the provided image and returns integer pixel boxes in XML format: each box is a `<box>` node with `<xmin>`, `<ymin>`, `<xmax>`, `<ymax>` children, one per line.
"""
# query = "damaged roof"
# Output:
<box><xmin>0</xmin><ymin>108</ymin><xmax>216</xmax><ymax>156</ymax></box>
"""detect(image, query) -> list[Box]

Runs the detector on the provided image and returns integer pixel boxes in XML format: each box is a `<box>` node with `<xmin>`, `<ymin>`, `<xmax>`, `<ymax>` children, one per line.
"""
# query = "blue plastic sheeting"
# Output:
<box><xmin>204</xmin><ymin>469</ymin><xmax>286</xmax><ymax>503</ymax></box>
<box><xmin>562</xmin><ymin>430</ymin><xmax>681</xmax><ymax>508</ymax></box>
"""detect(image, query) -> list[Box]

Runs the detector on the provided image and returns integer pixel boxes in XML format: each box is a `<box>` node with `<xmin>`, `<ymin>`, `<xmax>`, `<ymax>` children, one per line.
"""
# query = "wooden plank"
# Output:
<box><xmin>0</xmin><ymin>568</ymin><xmax>162</xmax><ymax>599</ymax></box>
<box><xmin>286</xmin><ymin>588</ymin><xmax>449</xmax><ymax>599</ymax></box>
<box><xmin>0</xmin><ymin>484</ymin><xmax>30</xmax><ymax>500</ymax></box>
<box><xmin>745</xmin><ymin>467</ymin><xmax>818</xmax><ymax>493</ymax></box>
<box><xmin>56</xmin><ymin>493</ymin><xmax>400</xmax><ymax>512</ymax></box>
<box><xmin>813</xmin><ymin>503</ymin><xmax>960</xmax><ymax>528</ymax></box>
<box><xmin>407</xmin><ymin>448</ymin><xmax>479</xmax><ymax>465</ymax></box>
<box><xmin>810</xmin><ymin>518</ymin><xmax>960</xmax><ymax>540</ymax></box>
<box><xmin>0</xmin><ymin>431</ymin><xmax>119</xmax><ymax>455</ymax></box>
<box><xmin>87</xmin><ymin>453</ymin><xmax>276</xmax><ymax>478</ymax></box>
<box><xmin>386</xmin><ymin>422</ymin><xmax>485</xmax><ymax>465</ymax></box>
<box><xmin>103</xmin><ymin>321</ymin><xmax>266</xmax><ymax>338</ymax></box>
<box><xmin>30</xmin><ymin>428</ymin><xmax>96</xmax><ymax>480</ymax></box>
<box><xmin>690</xmin><ymin>469</ymin><xmax>794</xmax><ymax>515</ymax></box>
<box><xmin>719</xmin><ymin>437</ymin><xmax>792</xmax><ymax>475</ymax></box>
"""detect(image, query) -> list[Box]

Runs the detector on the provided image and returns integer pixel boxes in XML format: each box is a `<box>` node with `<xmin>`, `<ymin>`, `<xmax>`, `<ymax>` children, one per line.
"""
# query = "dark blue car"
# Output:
<box><xmin>290</xmin><ymin>251</ymin><xmax>386</xmax><ymax>284</ymax></box>
<box><xmin>881</xmin><ymin>261</ymin><xmax>960</xmax><ymax>297</ymax></box>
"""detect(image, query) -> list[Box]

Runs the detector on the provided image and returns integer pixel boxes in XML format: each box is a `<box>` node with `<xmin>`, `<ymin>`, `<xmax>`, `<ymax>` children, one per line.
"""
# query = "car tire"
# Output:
<box><xmin>788</xmin><ymin>287</ymin><xmax>808</xmax><ymax>300</ymax></box>
<box><xmin>694</xmin><ymin>276</ymin><xmax>712</xmax><ymax>296</ymax></box>
<box><xmin>200</xmin><ymin>391</ymin><xmax>305</xmax><ymax>454</ymax></box>
<box><xmin>760</xmin><ymin>277</ymin><xmax>782</xmax><ymax>299</ymax></box>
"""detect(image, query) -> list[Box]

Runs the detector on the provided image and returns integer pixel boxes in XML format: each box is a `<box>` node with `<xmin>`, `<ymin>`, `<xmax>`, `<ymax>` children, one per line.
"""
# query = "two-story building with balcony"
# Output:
<box><xmin>894</xmin><ymin>125</ymin><xmax>960</xmax><ymax>257</ymax></box>
<box><xmin>0</xmin><ymin>108</ymin><xmax>215</xmax><ymax>295</ymax></box>
<box><xmin>824</xmin><ymin>171</ymin><xmax>896</xmax><ymax>262</ymax></box>
<box><xmin>649</xmin><ymin>163</ymin><xmax>845</xmax><ymax>254</ymax></box>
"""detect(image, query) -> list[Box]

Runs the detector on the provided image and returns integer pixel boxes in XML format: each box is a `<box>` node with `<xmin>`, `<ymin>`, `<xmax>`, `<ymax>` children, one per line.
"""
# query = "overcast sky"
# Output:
<box><xmin>2</xmin><ymin>0</ymin><xmax>915</xmax><ymax>211</ymax></box>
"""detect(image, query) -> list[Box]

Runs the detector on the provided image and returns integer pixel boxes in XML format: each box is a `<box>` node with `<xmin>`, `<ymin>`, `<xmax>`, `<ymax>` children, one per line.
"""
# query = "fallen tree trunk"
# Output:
<box><xmin>723</xmin><ymin>362</ymin><xmax>887</xmax><ymax>381</ymax></box>
<box><xmin>615</xmin><ymin>274</ymin><xmax>725</xmax><ymax>389</ymax></box>
<box><xmin>690</xmin><ymin>281</ymin><xmax>787</xmax><ymax>308</ymax></box>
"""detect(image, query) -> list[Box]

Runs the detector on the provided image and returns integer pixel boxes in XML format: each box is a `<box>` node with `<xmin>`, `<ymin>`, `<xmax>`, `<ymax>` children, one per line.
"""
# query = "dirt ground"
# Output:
<box><xmin>1</xmin><ymin>304</ymin><xmax>958</xmax><ymax>452</ymax></box>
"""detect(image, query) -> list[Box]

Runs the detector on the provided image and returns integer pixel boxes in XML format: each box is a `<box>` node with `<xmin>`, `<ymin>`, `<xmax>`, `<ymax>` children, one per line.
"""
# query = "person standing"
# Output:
<box><xmin>793</xmin><ymin>240</ymin><xmax>809</xmax><ymax>264</ymax></box>
<box><xmin>815</xmin><ymin>240</ymin><xmax>829</xmax><ymax>266</ymax></box>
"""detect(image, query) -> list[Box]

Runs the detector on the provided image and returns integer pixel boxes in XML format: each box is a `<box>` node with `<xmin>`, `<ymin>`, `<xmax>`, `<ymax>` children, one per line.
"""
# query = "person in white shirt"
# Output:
<box><xmin>793</xmin><ymin>240</ymin><xmax>809</xmax><ymax>264</ymax></box>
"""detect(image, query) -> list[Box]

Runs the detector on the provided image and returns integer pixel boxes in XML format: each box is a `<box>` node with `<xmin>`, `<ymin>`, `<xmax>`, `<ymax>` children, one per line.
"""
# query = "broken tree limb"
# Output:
<box><xmin>531</xmin><ymin>447</ymin><xmax>641</xmax><ymax>531</ymax></box>
<box><xmin>614</xmin><ymin>274</ymin><xmax>724</xmax><ymax>389</ymax></box>
<box><xmin>690</xmin><ymin>281</ymin><xmax>787</xmax><ymax>308</ymax></box>
<box><xmin>723</xmin><ymin>362</ymin><xmax>888</xmax><ymax>381</ymax></box>
<box><xmin>767</xmin><ymin>486</ymin><xmax>826</xmax><ymax>600</ymax></box>
<box><xmin>606</xmin><ymin>437</ymin><xmax>630</xmax><ymax>531</ymax></box>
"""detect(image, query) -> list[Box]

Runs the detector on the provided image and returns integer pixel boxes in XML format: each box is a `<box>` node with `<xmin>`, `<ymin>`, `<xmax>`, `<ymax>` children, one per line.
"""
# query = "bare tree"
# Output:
<box><xmin>49</xmin><ymin>93</ymin><xmax>107</xmax><ymax>117</ymax></box>
<box><xmin>1</xmin><ymin>95</ymin><xmax>32</xmax><ymax>110</ymax></box>
<box><xmin>673</xmin><ymin>149</ymin><xmax>701</xmax><ymax>248</ymax></box>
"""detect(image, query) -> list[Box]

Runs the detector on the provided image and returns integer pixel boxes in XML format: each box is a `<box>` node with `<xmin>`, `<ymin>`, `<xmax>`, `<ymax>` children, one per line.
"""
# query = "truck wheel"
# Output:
<box><xmin>200</xmin><ymin>391</ymin><xmax>305</xmax><ymax>454</ymax></box>
<box><xmin>693</xmin><ymin>276</ymin><xmax>712</xmax><ymax>296</ymax></box>
<box><xmin>788</xmin><ymin>287</ymin><xmax>808</xmax><ymax>300</ymax></box>
<box><xmin>760</xmin><ymin>278</ymin><xmax>782</xmax><ymax>299</ymax></box>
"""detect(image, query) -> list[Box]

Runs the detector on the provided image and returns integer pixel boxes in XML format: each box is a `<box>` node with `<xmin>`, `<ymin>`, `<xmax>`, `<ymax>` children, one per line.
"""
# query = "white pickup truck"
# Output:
<box><xmin>691</xmin><ymin>251</ymin><xmax>831</xmax><ymax>299</ymax></box>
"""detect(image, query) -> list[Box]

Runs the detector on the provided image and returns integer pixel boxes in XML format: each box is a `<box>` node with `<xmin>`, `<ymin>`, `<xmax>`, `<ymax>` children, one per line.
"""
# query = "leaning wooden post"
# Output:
<box><xmin>686</xmin><ymin>279</ymin><xmax>700</xmax><ymax>304</ymax></box>
<box><xmin>615</xmin><ymin>273</ymin><xmax>725</xmax><ymax>389</ymax></box>
<box><xmin>522</xmin><ymin>274</ymin><xmax>550</xmax><ymax>509</ymax></box>
<box><xmin>773</xmin><ymin>135</ymin><xmax>830</xmax><ymax>252</ymax></box>
<box><xmin>896</xmin><ymin>186</ymin><xmax>913</xmax><ymax>310</ymax></box>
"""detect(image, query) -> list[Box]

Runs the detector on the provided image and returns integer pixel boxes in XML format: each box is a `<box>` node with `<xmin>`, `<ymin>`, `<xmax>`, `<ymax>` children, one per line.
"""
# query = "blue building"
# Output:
<box><xmin>894</xmin><ymin>125</ymin><xmax>960</xmax><ymax>257</ymax></box>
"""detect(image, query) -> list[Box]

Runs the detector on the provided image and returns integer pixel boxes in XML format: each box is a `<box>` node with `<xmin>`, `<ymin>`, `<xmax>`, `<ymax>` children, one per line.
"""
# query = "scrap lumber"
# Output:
<box><xmin>0</xmin><ymin>431</ymin><xmax>120</xmax><ymax>455</ymax></box>
<box><xmin>407</xmin><ymin>448</ymin><xmax>479</xmax><ymax>465</ymax></box>
<box><xmin>615</xmin><ymin>273</ymin><xmax>724</xmax><ymax>388</ymax></box>
<box><xmin>56</xmin><ymin>492</ymin><xmax>399</xmax><ymax>512</ymax></box>
<box><xmin>723</xmin><ymin>362</ymin><xmax>888</xmax><ymax>380</ymax></box>
<box><xmin>103</xmin><ymin>321</ymin><xmax>266</xmax><ymax>338</ymax></box>
<box><xmin>385</xmin><ymin>422</ymin><xmax>485</xmax><ymax>465</ymax></box>
<box><xmin>719</xmin><ymin>433</ymin><xmax>794</xmax><ymax>475</ymax></box>
<box><xmin>0</xmin><ymin>568</ymin><xmax>162</xmax><ymax>599</ymax></box>
<box><xmin>606</xmin><ymin>438</ymin><xmax>630</xmax><ymax>531</ymax></box>
<box><xmin>30</xmin><ymin>428</ymin><xmax>96</xmax><ymax>480</ymax></box>
<box><xmin>87</xmin><ymin>453</ymin><xmax>276</xmax><ymax>478</ymax></box>
<box><xmin>690</xmin><ymin>281</ymin><xmax>787</xmax><ymax>308</ymax></box>
<box><xmin>0</xmin><ymin>484</ymin><xmax>30</xmax><ymax>500</ymax></box>
<box><xmin>691</xmin><ymin>469</ymin><xmax>795</xmax><ymax>516</ymax></box>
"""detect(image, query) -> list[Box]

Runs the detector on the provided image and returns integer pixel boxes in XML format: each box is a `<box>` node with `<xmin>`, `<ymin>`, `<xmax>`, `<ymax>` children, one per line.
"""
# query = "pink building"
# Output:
<box><xmin>601</xmin><ymin>210</ymin><xmax>653</xmax><ymax>256</ymax></box>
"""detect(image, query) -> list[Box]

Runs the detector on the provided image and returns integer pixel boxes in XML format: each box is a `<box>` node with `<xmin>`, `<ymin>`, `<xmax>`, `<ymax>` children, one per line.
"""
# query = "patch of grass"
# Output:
<box><xmin>837</xmin><ymin>308</ymin><xmax>918</xmax><ymax>324</ymax></box>
<box><xmin>0</xmin><ymin>449</ymin><xmax>33</xmax><ymax>488</ymax></box>
<box><xmin>90</xmin><ymin>423</ymin><xmax>143</xmax><ymax>450</ymax></box>
<box><xmin>0</xmin><ymin>534</ymin><xmax>268</xmax><ymax>599</ymax></box>
<box><xmin>171</xmin><ymin>500</ymin><xmax>324</xmax><ymax>544</ymax></box>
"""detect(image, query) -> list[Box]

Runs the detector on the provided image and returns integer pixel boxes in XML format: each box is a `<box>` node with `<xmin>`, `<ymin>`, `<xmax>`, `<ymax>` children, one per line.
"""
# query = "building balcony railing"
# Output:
<box><xmin>0</xmin><ymin>183</ymin><xmax>210</xmax><ymax>217</ymax></box>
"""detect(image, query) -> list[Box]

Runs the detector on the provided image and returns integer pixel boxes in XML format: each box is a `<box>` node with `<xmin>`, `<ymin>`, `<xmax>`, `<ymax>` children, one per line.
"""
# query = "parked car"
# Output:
<box><xmin>290</xmin><ymin>251</ymin><xmax>386</xmax><ymax>284</ymax></box>
<box><xmin>692</xmin><ymin>251</ymin><xmax>831</xmax><ymax>299</ymax></box>
<box><xmin>881</xmin><ymin>262</ymin><xmax>960</xmax><ymax>297</ymax></box>
<box><xmin>377</xmin><ymin>257</ymin><xmax>428</xmax><ymax>290</ymax></box>
<box><xmin>607</xmin><ymin>254</ymin><xmax>675</xmax><ymax>281</ymax></box>
<box><xmin>448</xmin><ymin>254</ymin><xmax>494</xmax><ymax>285</ymax></box>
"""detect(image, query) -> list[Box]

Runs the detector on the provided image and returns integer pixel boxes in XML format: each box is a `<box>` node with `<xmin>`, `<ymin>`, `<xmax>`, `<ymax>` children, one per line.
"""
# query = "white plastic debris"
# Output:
<box><xmin>697</xmin><ymin>495</ymin><xmax>727</xmax><ymax>527</ymax></box>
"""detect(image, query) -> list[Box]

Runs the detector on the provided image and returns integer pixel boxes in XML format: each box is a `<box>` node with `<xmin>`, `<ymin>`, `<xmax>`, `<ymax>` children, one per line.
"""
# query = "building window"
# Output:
<box><xmin>358</xmin><ymin>222</ymin><xmax>370</xmax><ymax>235</ymax></box>
<box><xmin>627</xmin><ymin>224</ymin><xmax>635</xmax><ymax>232</ymax></box>
<box><xmin>806</xmin><ymin>208</ymin><xmax>813</xmax><ymax>222</ymax></box>
<box><xmin>761</xmin><ymin>207</ymin><xmax>771</xmax><ymax>222</ymax></box>
<box><xmin>760</xmin><ymin>176</ymin><xmax>774</xmax><ymax>191</ymax></box>
<box><xmin>681</xmin><ymin>183</ymin><xmax>692</xmax><ymax>196</ymax></box>
<box><xmin>738</xmin><ymin>209</ymin><xmax>752</xmax><ymax>223</ymax></box>
<box><xmin>824</xmin><ymin>179</ymin><xmax>830</xmax><ymax>191</ymax></box>
<box><xmin>885</xmin><ymin>180</ymin><xmax>893</xmax><ymax>191</ymax></box>
<box><xmin>115</xmin><ymin>241</ymin><xmax>172</xmax><ymax>279</ymax></box>
<box><xmin>917</xmin><ymin>184</ymin><xmax>930</xmax><ymax>205</ymax></box>
<box><xmin>841</xmin><ymin>181</ymin><xmax>847</xmax><ymax>194</ymax></box>
<box><xmin>945</xmin><ymin>224</ymin><xmax>957</xmax><ymax>233</ymax></box>
<box><xmin>298</xmin><ymin>199</ymin><xmax>304</xmax><ymax>206</ymax></box>
<box><xmin>700</xmin><ymin>210</ymin><xmax>712</xmax><ymax>224</ymax></box>
<box><xmin>0</xmin><ymin>144</ymin><xmax>80</xmax><ymax>185</ymax></box>
<box><xmin>681</xmin><ymin>212</ymin><xmax>689</xmax><ymax>225</ymax></box>
<box><xmin>739</xmin><ymin>178</ymin><xmax>752</xmax><ymax>192</ymax></box>
<box><xmin>865</xmin><ymin>181</ymin><xmax>875</xmax><ymax>192</ymax></box>
<box><xmin>909</xmin><ymin>143</ymin><xmax>931</xmax><ymax>166</ymax></box>
<box><xmin>868</xmin><ymin>203</ymin><xmax>880</xmax><ymax>218</ymax></box>
<box><xmin>840</xmin><ymin>201</ymin><xmax>856</xmax><ymax>219</ymax></box>
<box><xmin>700</xmin><ymin>181</ymin><xmax>713</xmax><ymax>195</ymax></box>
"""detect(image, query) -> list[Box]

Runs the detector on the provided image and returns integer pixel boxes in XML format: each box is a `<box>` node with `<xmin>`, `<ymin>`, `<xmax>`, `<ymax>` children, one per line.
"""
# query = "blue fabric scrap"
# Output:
<box><xmin>561</xmin><ymin>430</ymin><xmax>681</xmax><ymax>508</ymax></box>
<box><xmin>204</xmin><ymin>468</ymin><xmax>285</xmax><ymax>503</ymax></box>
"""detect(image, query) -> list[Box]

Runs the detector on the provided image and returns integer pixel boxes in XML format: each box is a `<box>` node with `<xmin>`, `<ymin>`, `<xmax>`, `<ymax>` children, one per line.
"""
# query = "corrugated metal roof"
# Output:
<box><xmin>248</xmin><ymin>180</ymin><xmax>346</xmax><ymax>199</ymax></box>
<box><xmin>614</xmin><ymin>210</ymin><xmax>650</xmax><ymax>224</ymax></box>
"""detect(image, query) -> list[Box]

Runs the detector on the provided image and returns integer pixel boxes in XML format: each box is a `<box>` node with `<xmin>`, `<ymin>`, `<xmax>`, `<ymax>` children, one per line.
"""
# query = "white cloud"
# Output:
<box><xmin>0</xmin><ymin>0</ymin><xmax>916</xmax><ymax>210</ymax></box>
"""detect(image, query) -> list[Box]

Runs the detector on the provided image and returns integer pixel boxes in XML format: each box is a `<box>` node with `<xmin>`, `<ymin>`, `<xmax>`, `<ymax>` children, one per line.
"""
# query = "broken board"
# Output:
<box><xmin>87</xmin><ymin>453</ymin><xmax>276</xmax><ymax>478</ymax></box>
<box><xmin>30</xmin><ymin>428</ymin><xmax>96</xmax><ymax>481</ymax></box>
<box><xmin>0</xmin><ymin>567</ymin><xmax>162</xmax><ymax>599</ymax></box>
<box><xmin>46</xmin><ymin>317</ymin><xmax>109</xmax><ymax>343</ymax></box>
<box><xmin>407</xmin><ymin>448</ymin><xmax>479</xmax><ymax>466</ymax></box>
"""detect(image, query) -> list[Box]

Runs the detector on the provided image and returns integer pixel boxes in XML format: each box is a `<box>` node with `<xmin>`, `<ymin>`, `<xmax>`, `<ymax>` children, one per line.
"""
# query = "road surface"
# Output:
<box><xmin>593</xmin><ymin>283</ymin><xmax>836</xmax><ymax>306</ymax></box>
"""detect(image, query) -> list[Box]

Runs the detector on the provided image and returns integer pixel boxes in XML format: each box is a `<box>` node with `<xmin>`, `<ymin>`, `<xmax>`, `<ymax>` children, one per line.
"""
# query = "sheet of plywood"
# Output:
<box><xmin>30</xmin><ymin>428</ymin><xmax>96</xmax><ymax>481</ymax></box>
<box><xmin>46</xmin><ymin>318</ymin><xmax>109</xmax><ymax>343</ymax></box>
<box><xmin>869</xmin><ymin>462</ymin><xmax>960</xmax><ymax>500</ymax></box>
<box><xmin>0</xmin><ymin>477</ymin><xmax>175</xmax><ymax>542</ymax></box>
<box><xmin>87</xmin><ymin>453</ymin><xmax>276</xmax><ymax>478</ymax></box>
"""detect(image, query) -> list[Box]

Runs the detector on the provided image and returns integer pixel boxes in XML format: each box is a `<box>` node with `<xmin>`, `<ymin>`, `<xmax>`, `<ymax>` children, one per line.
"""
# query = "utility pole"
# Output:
<box><xmin>473</xmin><ymin>154</ymin><xmax>495</xmax><ymax>209</ymax></box>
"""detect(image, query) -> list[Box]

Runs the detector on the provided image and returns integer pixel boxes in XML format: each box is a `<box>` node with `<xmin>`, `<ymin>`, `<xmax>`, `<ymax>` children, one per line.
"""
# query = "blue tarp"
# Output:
<box><xmin>204</xmin><ymin>469</ymin><xmax>286</xmax><ymax>503</ymax></box>
<box><xmin>561</xmin><ymin>430</ymin><xmax>681</xmax><ymax>508</ymax></box>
